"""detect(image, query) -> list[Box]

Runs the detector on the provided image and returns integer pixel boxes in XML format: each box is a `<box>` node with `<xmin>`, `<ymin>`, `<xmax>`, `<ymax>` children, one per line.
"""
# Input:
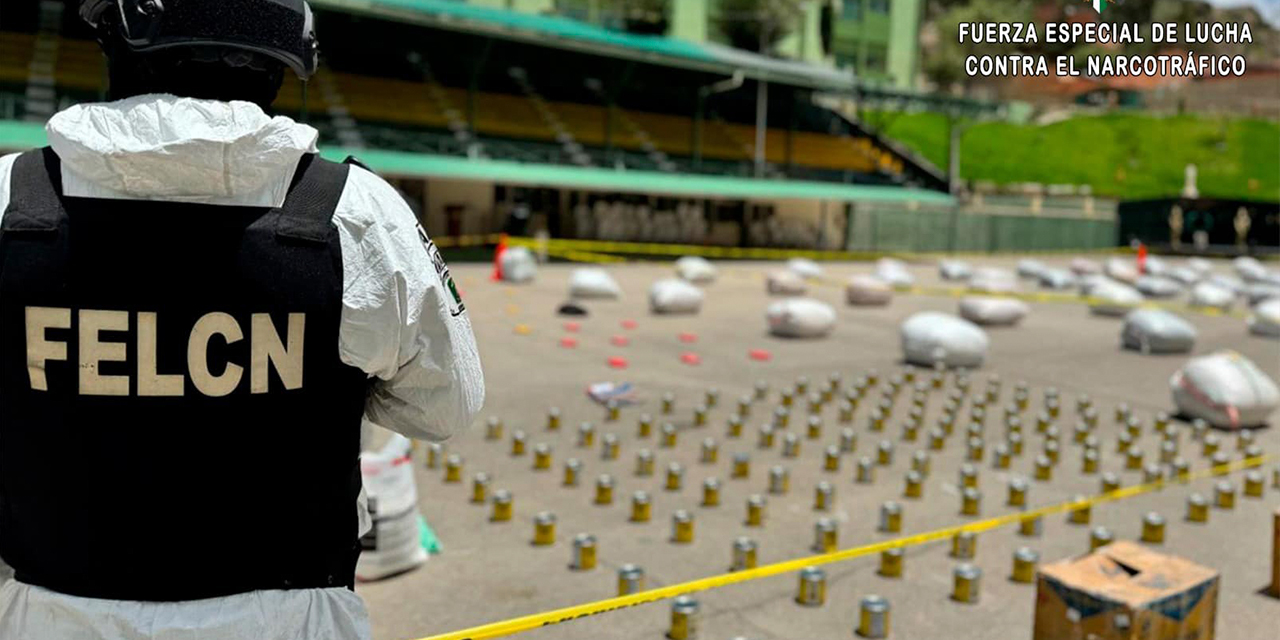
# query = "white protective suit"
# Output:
<box><xmin>0</xmin><ymin>95</ymin><xmax>486</xmax><ymax>640</ymax></box>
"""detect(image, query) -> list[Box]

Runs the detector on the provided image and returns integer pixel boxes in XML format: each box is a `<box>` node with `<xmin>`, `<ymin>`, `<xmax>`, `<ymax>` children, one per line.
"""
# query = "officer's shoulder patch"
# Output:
<box><xmin>420</xmin><ymin>228</ymin><xmax>466</xmax><ymax>317</ymax></box>
<box><xmin>343</xmin><ymin>155</ymin><xmax>372</xmax><ymax>172</ymax></box>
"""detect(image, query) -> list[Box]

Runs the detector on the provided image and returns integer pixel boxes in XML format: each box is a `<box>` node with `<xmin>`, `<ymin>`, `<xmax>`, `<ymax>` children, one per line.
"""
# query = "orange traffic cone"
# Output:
<box><xmin>491</xmin><ymin>234</ymin><xmax>508</xmax><ymax>281</ymax></box>
<box><xmin>1137</xmin><ymin>242</ymin><xmax>1148</xmax><ymax>275</ymax></box>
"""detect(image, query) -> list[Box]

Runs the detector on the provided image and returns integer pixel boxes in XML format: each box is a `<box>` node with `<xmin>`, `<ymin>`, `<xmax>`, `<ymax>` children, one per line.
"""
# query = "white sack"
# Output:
<box><xmin>938</xmin><ymin>259</ymin><xmax>973</xmax><ymax>281</ymax></box>
<box><xmin>1167</xmin><ymin>266</ymin><xmax>1200</xmax><ymax>285</ymax></box>
<box><xmin>968</xmin><ymin>267</ymin><xmax>1018</xmax><ymax>294</ymax></box>
<box><xmin>1142</xmin><ymin>255</ymin><xmax>1170</xmax><ymax>277</ymax></box>
<box><xmin>1189</xmin><ymin>282</ymin><xmax>1235</xmax><ymax>310</ymax></box>
<box><xmin>499</xmin><ymin>246</ymin><xmax>537</xmax><ymax>283</ymax></box>
<box><xmin>767</xmin><ymin>269</ymin><xmax>808</xmax><ymax>296</ymax></box>
<box><xmin>675</xmin><ymin>256</ymin><xmax>717</xmax><ymax>283</ymax></box>
<box><xmin>846</xmin><ymin>274</ymin><xmax>893</xmax><ymax>306</ymax></box>
<box><xmin>900</xmin><ymin>312</ymin><xmax>989</xmax><ymax>368</ymax></box>
<box><xmin>1037</xmin><ymin>268</ymin><xmax>1077</xmax><ymax>290</ymax></box>
<box><xmin>1245</xmin><ymin>283</ymin><xmax>1280</xmax><ymax>305</ymax></box>
<box><xmin>569</xmin><ymin>268</ymin><xmax>622</xmax><ymax>299</ymax></box>
<box><xmin>1069</xmin><ymin>257</ymin><xmax>1101</xmax><ymax>275</ymax></box>
<box><xmin>1121</xmin><ymin>309</ymin><xmax>1197</xmax><ymax>354</ymax></box>
<box><xmin>1134</xmin><ymin>275</ymin><xmax>1182</xmax><ymax>299</ymax></box>
<box><xmin>1104</xmin><ymin>257</ymin><xmax>1139</xmax><ymax>284</ymax></box>
<box><xmin>767</xmin><ymin>298</ymin><xmax>836</xmax><ymax>338</ymax></box>
<box><xmin>1234</xmin><ymin>256</ymin><xmax>1267</xmax><ymax>282</ymax></box>
<box><xmin>787</xmin><ymin>257</ymin><xmax>824</xmax><ymax>279</ymax></box>
<box><xmin>357</xmin><ymin>433</ymin><xmax>428</xmax><ymax>581</ymax></box>
<box><xmin>1016</xmin><ymin>259</ymin><xmax>1048</xmax><ymax>280</ymax></box>
<box><xmin>1170</xmin><ymin>350</ymin><xmax>1280</xmax><ymax>428</ymax></box>
<box><xmin>875</xmin><ymin>258</ymin><xmax>915</xmax><ymax>287</ymax></box>
<box><xmin>649</xmin><ymin>278</ymin><xmax>704</xmax><ymax>314</ymax></box>
<box><xmin>1248</xmin><ymin>299</ymin><xmax>1280</xmax><ymax>338</ymax></box>
<box><xmin>1187</xmin><ymin>257</ymin><xmax>1213</xmax><ymax>276</ymax></box>
<box><xmin>958</xmin><ymin>296</ymin><xmax>1029</xmax><ymax>326</ymax></box>
<box><xmin>1089</xmin><ymin>280</ymin><xmax>1144</xmax><ymax>316</ymax></box>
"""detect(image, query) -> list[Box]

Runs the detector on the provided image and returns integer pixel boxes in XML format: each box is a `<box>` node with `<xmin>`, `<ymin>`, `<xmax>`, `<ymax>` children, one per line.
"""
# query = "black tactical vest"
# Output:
<box><xmin>0</xmin><ymin>148</ymin><xmax>370</xmax><ymax>601</ymax></box>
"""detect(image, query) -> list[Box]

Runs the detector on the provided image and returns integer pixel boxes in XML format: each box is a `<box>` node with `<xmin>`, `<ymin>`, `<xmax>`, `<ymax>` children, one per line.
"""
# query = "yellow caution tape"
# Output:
<box><xmin>504</xmin><ymin>236</ymin><xmax>1130</xmax><ymax>262</ymax></box>
<box><xmin>419</xmin><ymin>454</ymin><xmax>1271</xmax><ymax>640</ymax></box>
<box><xmin>543</xmin><ymin>246</ymin><xmax>630</xmax><ymax>264</ymax></box>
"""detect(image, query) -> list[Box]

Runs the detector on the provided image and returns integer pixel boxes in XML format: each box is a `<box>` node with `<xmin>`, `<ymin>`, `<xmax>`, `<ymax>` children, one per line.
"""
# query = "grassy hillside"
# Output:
<box><xmin>877</xmin><ymin>112</ymin><xmax>1280</xmax><ymax>201</ymax></box>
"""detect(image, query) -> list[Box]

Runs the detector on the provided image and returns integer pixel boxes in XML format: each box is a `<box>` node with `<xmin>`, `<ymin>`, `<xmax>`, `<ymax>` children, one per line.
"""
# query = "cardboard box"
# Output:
<box><xmin>1034</xmin><ymin>541</ymin><xmax>1219</xmax><ymax>640</ymax></box>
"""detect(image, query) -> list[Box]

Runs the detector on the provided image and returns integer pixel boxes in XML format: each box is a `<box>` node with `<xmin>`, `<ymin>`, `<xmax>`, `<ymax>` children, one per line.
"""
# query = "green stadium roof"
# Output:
<box><xmin>0</xmin><ymin>119</ymin><xmax>951</xmax><ymax>205</ymax></box>
<box><xmin>324</xmin><ymin>147</ymin><xmax>952</xmax><ymax>205</ymax></box>
<box><xmin>311</xmin><ymin>0</ymin><xmax>856</xmax><ymax>90</ymax></box>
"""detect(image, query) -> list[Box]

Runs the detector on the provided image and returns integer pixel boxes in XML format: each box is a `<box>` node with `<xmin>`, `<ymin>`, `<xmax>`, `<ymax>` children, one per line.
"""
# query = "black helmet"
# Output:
<box><xmin>81</xmin><ymin>0</ymin><xmax>318</xmax><ymax>80</ymax></box>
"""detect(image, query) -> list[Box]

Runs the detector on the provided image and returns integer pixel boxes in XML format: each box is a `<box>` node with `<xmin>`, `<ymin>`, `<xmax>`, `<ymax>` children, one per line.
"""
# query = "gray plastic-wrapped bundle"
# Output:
<box><xmin>938</xmin><ymin>259</ymin><xmax>973</xmax><ymax>281</ymax></box>
<box><xmin>968</xmin><ymin>267</ymin><xmax>1018</xmax><ymax>294</ymax></box>
<box><xmin>1187</xmin><ymin>257</ymin><xmax>1213</xmax><ymax>276</ymax></box>
<box><xmin>1234</xmin><ymin>256</ymin><xmax>1268</xmax><ymax>282</ymax></box>
<box><xmin>1245</xmin><ymin>283</ymin><xmax>1280</xmax><ymax>305</ymax></box>
<box><xmin>958</xmin><ymin>296</ymin><xmax>1029</xmax><ymax>326</ymax></box>
<box><xmin>1142</xmin><ymin>255</ymin><xmax>1170</xmax><ymax>277</ymax></box>
<box><xmin>767</xmin><ymin>269</ymin><xmax>808</xmax><ymax>296</ymax></box>
<box><xmin>1208</xmin><ymin>274</ymin><xmax>1245</xmax><ymax>295</ymax></box>
<box><xmin>1088</xmin><ymin>280</ymin><xmax>1144</xmax><ymax>316</ymax></box>
<box><xmin>1104</xmin><ymin>257</ymin><xmax>1139</xmax><ymax>284</ymax></box>
<box><xmin>649</xmin><ymin>278</ymin><xmax>704</xmax><ymax>314</ymax></box>
<box><xmin>1170</xmin><ymin>350</ymin><xmax>1279</xmax><ymax>429</ymax></box>
<box><xmin>875</xmin><ymin>257</ymin><xmax>915</xmax><ymax>287</ymax></box>
<box><xmin>1121</xmin><ymin>309</ymin><xmax>1197</xmax><ymax>354</ymax></box>
<box><xmin>1167</xmin><ymin>266</ymin><xmax>1200</xmax><ymax>285</ymax></box>
<box><xmin>1069</xmin><ymin>257</ymin><xmax>1101</xmax><ymax>275</ymax></box>
<box><xmin>1077</xmin><ymin>274</ymin><xmax>1110</xmax><ymax>296</ymax></box>
<box><xmin>1037</xmin><ymin>268</ymin><xmax>1077</xmax><ymax>290</ymax></box>
<box><xmin>675</xmin><ymin>256</ymin><xmax>717</xmax><ymax>283</ymax></box>
<box><xmin>1016</xmin><ymin>259</ymin><xmax>1048</xmax><ymax>280</ymax></box>
<box><xmin>900</xmin><ymin>312</ymin><xmax>989</xmax><ymax>368</ymax></box>
<box><xmin>1249</xmin><ymin>299</ymin><xmax>1280</xmax><ymax>338</ymax></box>
<box><xmin>569</xmin><ymin>268</ymin><xmax>622</xmax><ymax>299</ymax></box>
<box><xmin>1189</xmin><ymin>282</ymin><xmax>1235</xmax><ymax>310</ymax></box>
<box><xmin>787</xmin><ymin>257</ymin><xmax>824</xmax><ymax>279</ymax></box>
<box><xmin>846</xmin><ymin>274</ymin><xmax>893</xmax><ymax>306</ymax></box>
<box><xmin>767</xmin><ymin>298</ymin><xmax>836</xmax><ymax>338</ymax></box>
<box><xmin>499</xmin><ymin>246</ymin><xmax>537</xmax><ymax>283</ymax></box>
<box><xmin>1134</xmin><ymin>275</ymin><xmax>1182</xmax><ymax>298</ymax></box>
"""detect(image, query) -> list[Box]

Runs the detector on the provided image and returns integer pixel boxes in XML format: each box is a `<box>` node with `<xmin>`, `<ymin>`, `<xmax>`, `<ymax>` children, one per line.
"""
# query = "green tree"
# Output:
<box><xmin>715</xmin><ymin>0</ymin><xmax>807</xmax><ymax>54</ymax></box>
<box><xmin>923</xmin><ymin>0</ymin><xmax>1033</xmax><ymax>93</ymax></box>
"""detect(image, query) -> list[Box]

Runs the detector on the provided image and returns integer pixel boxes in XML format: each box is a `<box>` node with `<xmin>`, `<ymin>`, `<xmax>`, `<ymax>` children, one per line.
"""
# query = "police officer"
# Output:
<box><xmin>0</xmin><ymin>2</ymin><xmax>484</xmax><ymax>638</ymax></box>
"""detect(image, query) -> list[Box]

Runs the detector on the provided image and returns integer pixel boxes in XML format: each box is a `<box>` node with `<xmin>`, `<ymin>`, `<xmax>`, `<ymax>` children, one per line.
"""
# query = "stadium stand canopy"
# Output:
<box><xmin>311</xmin><ymin>0</ymin><xmax>856</xmax><ymax>91</ymax></box>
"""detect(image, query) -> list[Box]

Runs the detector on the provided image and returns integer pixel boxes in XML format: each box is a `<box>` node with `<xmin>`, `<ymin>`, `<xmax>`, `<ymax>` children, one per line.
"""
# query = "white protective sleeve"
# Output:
<box><xmin>333</xmin><ymin>165</ymin><xmax>485</xmax><ymax>442</ymax></box>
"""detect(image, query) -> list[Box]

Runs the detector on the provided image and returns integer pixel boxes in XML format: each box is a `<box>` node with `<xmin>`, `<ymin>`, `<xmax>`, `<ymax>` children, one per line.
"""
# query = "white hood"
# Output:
<box><xmin>47</xmin><ymin>94</ymin><xmax>318</xmax><ymax>207</ymax></box>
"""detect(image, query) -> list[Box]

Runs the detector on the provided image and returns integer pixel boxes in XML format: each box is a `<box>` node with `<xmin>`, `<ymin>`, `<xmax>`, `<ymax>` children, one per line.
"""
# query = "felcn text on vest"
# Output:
<box><xmin>24</xmin><ymin>307</ymin><xmax>305</xmax><ymax>397</ymax></box>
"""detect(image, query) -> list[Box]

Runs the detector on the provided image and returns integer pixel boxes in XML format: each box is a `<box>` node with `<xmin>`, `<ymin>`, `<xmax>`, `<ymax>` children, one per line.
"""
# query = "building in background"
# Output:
<box><xmin>478</xmin><ymin>0</ymin><xmax>921</xmax><ymax>89</ymax></box>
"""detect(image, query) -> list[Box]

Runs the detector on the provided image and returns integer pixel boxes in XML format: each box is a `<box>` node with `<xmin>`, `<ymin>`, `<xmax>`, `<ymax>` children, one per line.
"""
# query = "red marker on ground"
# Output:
<box><xmin>678</xmin><ymin>332</ymin><xmax>698</xmax><ymax>343</ymax></box>
<box><xmin>748</xmin><ymin>349</ymin><xmax>772</xmax><ymax>362</ymax></box>
<box><xmin>621</xmin><ymin>319</ymin><xmax>638</xmax><ymax>330</ymax></box>
<box><xmin>610</xmin><ymin>335</ymin><xmax>630</xmax><ymax>347</ymax></box>
<box><xmin>680</xmin><ymin>352</ymin><xmax>701</xmax><ymax>365</ymax></box>
<box><xmin>563</xmin><ymin>322</ymin><xmax>581</xmax><ymax>333</ymax></box>
<box><xmin>559</xmin><ymin>337</ymin><xmax>578</xmax><ymax>348</ymax></box>
<box><xmin>607</xmin><ymin>356</ymin><xmax>629</xmax><ymax>369</ymax></box>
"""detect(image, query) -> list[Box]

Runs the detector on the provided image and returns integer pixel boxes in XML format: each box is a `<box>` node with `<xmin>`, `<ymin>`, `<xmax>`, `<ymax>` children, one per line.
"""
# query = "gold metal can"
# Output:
<box><xmin>1011</xmin><ymin>547</ymin><xmax>1038</xmax><ymax>583</ymax></box>
<box><xmin>672</xmin><ymin>510</ymin><xmax>694</xmax><ymax>543</ymax></box>
<box><xmin>878</xmin><ymin>548</ymin><xmax>903</xmax><ymax>578</ymax></box>
<box><xmin>490</xmin><ymin>489</ymin><xmax>512</xmax><ymax>522</ymax></box>
<box><xmin>631</xmin><ymin>491</ymin><xmax>652</xmax><ymax>523</ymax></box>
<box><xmin>532</xmin><ymin>511</ymin><xmax>556</xmax><ymax>546</ymax></box>
<box><xmin>796</xmin><ymin>566</ymin><xmax>827</xmax><ymax>607</ymax></box>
